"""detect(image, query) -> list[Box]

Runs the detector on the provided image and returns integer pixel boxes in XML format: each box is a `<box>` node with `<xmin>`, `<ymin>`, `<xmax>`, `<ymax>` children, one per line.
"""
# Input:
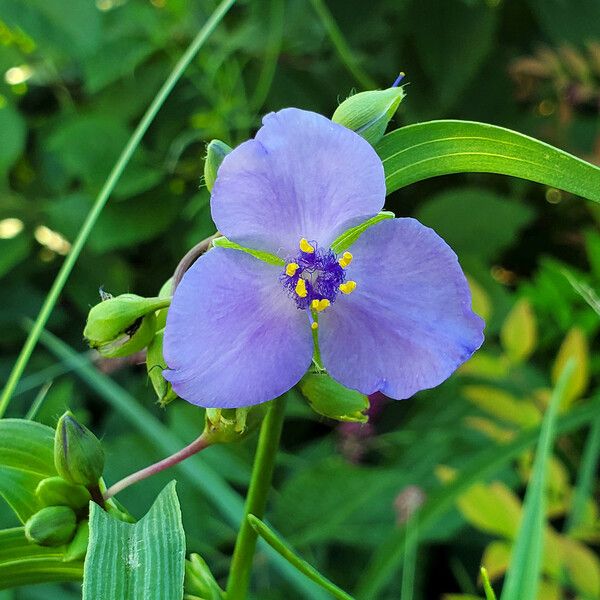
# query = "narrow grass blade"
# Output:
<box><xmin>400</xmin><ymin>516</ymin><xmax>419</xmax><ymax>600</ymax></box>
<box><xmin>25</xmin><ymin>382</ymin><xmax>52</xmax><ymax>420</ymax></box>
<box><xmin>565</xmin><ymin>412</ymin><xmax>600</xmax><ymax>533</ymax></box>
<box><xmin>0</xmin><ymin>0</ymin><xmax>237</xmax><ymax>418</ymax></box>
<box><xmin>248</xmin><ymin>514</ymin><xmax>354</xmax><ymax>600</ymax></box>
<box><xmin>308</xmin><ymin>0</ymin><xmax>376</xmax><ymax>89</ymax></box>
<box><xmin>37</xmin><ymin>329</ymin><xmax>328</xmax><ymax>599</ymax></box>
<box><xmin>354</xmin><ymin>387</ymin><xmax>600</xmax><ymax>599</ymax></box>
<box><xmin>377</xmin><ymin>120</ymin><xmax>600</xmax><ymax>203</ymax></box>
<box><xmin>500</xmin><ymin>359</ymin><xmax>576</xmax><ymax>600</ymax></box>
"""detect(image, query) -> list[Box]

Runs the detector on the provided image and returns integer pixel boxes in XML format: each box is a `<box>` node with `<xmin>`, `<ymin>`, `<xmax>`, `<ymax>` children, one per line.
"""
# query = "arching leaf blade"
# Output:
<box><xmin>378</xmin><ymin>120</ymin><xmax>600</xmax><ymax>203</ymax></box>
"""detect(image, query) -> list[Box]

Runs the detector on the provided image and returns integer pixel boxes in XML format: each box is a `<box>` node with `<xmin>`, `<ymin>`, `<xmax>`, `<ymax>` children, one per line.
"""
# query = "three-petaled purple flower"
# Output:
<box><xmin>163</xmin><ymin>108</ymin><xmax>484</xmax><ymax>408</ymax></box>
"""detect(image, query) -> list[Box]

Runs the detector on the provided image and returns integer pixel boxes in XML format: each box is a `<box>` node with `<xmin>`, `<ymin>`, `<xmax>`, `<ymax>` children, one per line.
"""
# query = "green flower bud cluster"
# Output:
<box><xmin>332</xmin><ymin>82</ymin><xmax>406</xmax><ymax>146</ymax></box>
<box><xmin>184</xmin><ymin>553</ymin><xmax>225</xmax><ymax>600</ymax></box>
<box><xmin>24</xmin><ymin>412</ymin><xmax>104</xmax><ymax>555</ymax></box>
<box><xmin>83</xmin><ymin>292</ymin><xmax>171</xmax><ymax>358</ymax></box>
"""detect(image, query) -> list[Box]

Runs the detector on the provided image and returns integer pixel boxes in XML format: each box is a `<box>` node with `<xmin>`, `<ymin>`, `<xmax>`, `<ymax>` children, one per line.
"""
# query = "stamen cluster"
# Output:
<box><xmin>281</xmin><ymin>241</ymin><xmax>347</xmax><ymax>310</ymax></box>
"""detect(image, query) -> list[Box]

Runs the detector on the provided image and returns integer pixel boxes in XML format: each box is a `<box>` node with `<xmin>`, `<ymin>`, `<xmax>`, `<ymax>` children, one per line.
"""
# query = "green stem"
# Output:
<box><xmin>225</xmin><ymin>395</ymin><xmax>287</xmax><ymax>600</ymax></box>
<box><xmin>0</xmin><ymin>0</ymin><xmax>236</xmax><ymax>418</ymax></box>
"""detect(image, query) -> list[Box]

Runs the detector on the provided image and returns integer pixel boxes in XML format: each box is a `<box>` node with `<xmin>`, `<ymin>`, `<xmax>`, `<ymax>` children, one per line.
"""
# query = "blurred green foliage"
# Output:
<box><xmin>1</xmin><ymin>0</ymin><xmax>599</xmax><ymax>598</ymax></box>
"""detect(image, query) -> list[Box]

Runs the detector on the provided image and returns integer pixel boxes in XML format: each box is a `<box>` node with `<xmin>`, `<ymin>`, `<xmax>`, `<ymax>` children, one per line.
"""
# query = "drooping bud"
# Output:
<box><xmin>155</xmin><ymin>278</ymin><xmax>173</xmax><ymax>330</ymax></box>
<box><xmin>35</xmin><ymin>476</ymin><xmax>91</xmax><ymax>511</ymax></box>
<box><xmin>24</xmin><ymin>506</ymin><xmax>77</xmax><ymax>546</ymax></box>
<box><xmin>204</xmin><ymin>139</ymin><xmax>232</xmax><ymax>192</ymax></box>
<box><xmin>332</xmin><ymin>85</ymin><xmax>406</xmax><ymax>146</ymax></box>
<box><xmin>146</xmin><ymin>328</ymin><xmax>178</xmax><ymax>407</ymax></box>
<box><xmin>203</xmin><ymin>404</ymin><xmax>269</xmax><ymax>444</ymax></box>
<box><xmin>54</xmin><ymin>411</ymin><xmax>105</xmax><ymax>488</ymax></box>
<box><xmin>83</xmin><ymin>293</ymin><xmax>170</xmax><ymax>358</ymax></box>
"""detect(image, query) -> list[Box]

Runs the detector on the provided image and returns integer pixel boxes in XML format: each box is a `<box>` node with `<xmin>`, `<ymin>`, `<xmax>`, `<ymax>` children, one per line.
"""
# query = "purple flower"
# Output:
<box><xmin>163</xmin><ymin>108</ymin><xmax>484</xmax><ymax>408</ymax></box>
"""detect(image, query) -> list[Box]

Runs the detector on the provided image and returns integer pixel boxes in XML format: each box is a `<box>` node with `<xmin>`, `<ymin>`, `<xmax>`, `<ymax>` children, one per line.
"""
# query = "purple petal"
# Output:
<box><xmin>319</xmin><ymin>218</ymin><xmax>484</xmax><ymax>399</ymax></box>
<box><xmin>211</xmin><ymin>108</ymin><xmax>386</xmax><ymax>256</ymax></box>
<box><xmin>163</xmin><ymin>248</ymin><xmax>313</xmax><ymax>408</ymax></box>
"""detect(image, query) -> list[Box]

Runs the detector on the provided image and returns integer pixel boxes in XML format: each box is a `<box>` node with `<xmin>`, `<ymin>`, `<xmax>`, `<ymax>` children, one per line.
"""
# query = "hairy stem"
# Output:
<box><xmin>225</xmin><ymin>395</ymin><xmax>287</xmax><ymax>600</ymax></box>
<box><xmin>104</xmin><ymin>434</ymin><xmax>211</xmax><ymax>500</ymax></box>
<box><xmin>0</xmin><ymin>0</ymin><xmax>236</xmax><ymax>418</ymax></box>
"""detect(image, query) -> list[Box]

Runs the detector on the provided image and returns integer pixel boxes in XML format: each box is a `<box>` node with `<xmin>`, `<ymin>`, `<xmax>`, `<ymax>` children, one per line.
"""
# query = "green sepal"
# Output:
<box><xmin>155</xmin><ymin>278</ymin><xmax>173</xmax><ymax>331</ymax></box>
<box><xmin>203</xmin><ymin>405</ymin><xmax>269</xmax><ymax>444</ymax></box>
<box><xmin>35</xmin><ymin>476</ymin><xmax>91</xmax><ymax>511</ymax></box>
<box><xmin>204</xmin><ymin>139</ymin><xmax>232</xmax><ymax>192</ymax></box>
<box><xmin>331</xmin><ymin>211</ymin><xmax>395</xmax><ymax>253</ymax></box>
<box><xmin>146</xmin><ymin>328</ymin><xmax>178</xmax><ymax>407</ymax></box>
<box><xmin>212</xmin><ymin>236</ymin><xmax>285</xmax><ymax>266</ymax></box>
<box><xmin>332</xmin><ymin>86</ymin><xmax>405</xmax><ymax>145</ymax></box>
<box><xmin>24</xmin><ymin>505</ymin><xmax>77</xmax><ymax>547</ymax></box>
<box><xmin>299</xmin><ymin>372</ymin><xmax>369</xmax><ymax>423</ymax></box>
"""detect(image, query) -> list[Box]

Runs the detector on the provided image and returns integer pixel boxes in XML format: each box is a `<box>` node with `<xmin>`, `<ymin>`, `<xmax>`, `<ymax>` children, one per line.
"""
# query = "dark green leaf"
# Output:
<box><xmin>0</xmin><ymin>420</ymin><xmax>57</xmax><ymax>522</ymax></box>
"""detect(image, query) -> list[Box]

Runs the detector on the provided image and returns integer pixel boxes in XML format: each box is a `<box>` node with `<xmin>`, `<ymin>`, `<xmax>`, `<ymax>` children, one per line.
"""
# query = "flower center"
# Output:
<box><xmin>281</xmin><ymin>238</ymin><xmax>357</xmax><ymax>323</ymax></box>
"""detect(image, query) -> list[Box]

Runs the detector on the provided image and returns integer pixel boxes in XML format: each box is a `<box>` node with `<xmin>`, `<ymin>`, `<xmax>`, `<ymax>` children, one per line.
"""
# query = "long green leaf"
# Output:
<box><xmin>0</xmin><ymin>0</ymin><xmax>237</xmax><ymax>418</ymax></box>
<box><xmin>0</xmin><ymin>420</ymin><xmax>56</xmax><ymax>522</ymax></box>
<box><xmin>37</xmin><ymin>329</ymin><xmax>329</xmax><ymax>599</ymax></box>
<box><xmin>377</xmin><ymin>120</ymin><xmax>600</xmax><ymax>203</ymax></box>
<box><xmin>500</xmin><ymin>359</ymin><xmax>575</xmax><ymax>600</ymax></box>
<box><xmin>83</xmin><ymin>482</ymin><xmax>185</xmax><ymax>599</ymax></box>
<box><xmin>354</xmin><ymin>389</ymin><xmax>600</xmax><ymax>599</ymax></box>
<box><xmin>248</xmin><ymin>515</ymin><xmax>354</xmax><ymax>600</ymax></box>
<box><xmin>0</xmin><ymin>527</ymin><xmax>84</xmax><ymax>590</ymax></box>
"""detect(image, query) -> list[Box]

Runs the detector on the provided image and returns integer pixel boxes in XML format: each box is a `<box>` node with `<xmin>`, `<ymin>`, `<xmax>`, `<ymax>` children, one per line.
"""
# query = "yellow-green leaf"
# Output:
<box><xmin>551</xmin><ymin>327</ymin><xmax>589</xmax><ymax>409</ymax></box>
<box><xmin>467</xmin><ymin>276</ymin><xmax>492</xmax><ymax>323</ymax></box>
<box><xmin>500</xmin><ymin>299</ymin><xmax>537</xmax><ymax>363</ymax></box>
<box><xmin>481</xmin><ymin>540</ymin><xmax>511</xmax><ymax>581</ymax></box>
<box><xmin>463</xmin><ymin>386</ymin><xmax>541</xmax><ymax>428</ymax></box>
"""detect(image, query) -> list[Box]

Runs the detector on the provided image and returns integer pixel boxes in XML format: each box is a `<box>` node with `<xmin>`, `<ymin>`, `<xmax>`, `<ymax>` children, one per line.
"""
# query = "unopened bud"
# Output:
<box><xmin>204</xmin><ymin>139</ymin><xmax>232</xmax><ymax>192</ymax></box>
<box><xmin>155</xmin><ymin>278</ymin><xmax>173</xmax><ymax>330</ymax></box>
<box><xmin>25</xmin><ymin>506</ymin><xmax>77</xmax><ymax>546</ymax></box>
<box><xmin>185</xmin><ymin>553</ymin><xmax>224</xmax><ymax>599</ymax></box>
<box><xmin>84</xmin><ymin>293</ymin><xmax>170</xmax><ymax>358</ymax></box>
<box><xmin>54</xmin><ymin>412</ymin><xmax>105</xmax><ymax>487</ymax></box>
<box><xmin>332</xmin><ymin>86</ymin><xmax>405</xmax><ymax>145</ymax></box>
<box><xmin>147</xmin><ymin>329</ymin><xmax>178</xmax><ymax>407</ymax></box>
<box><xmin>36</xmin><ymin>476</ymin><xmax>91</xmax><ymax>511</ymax></box>
<box><xmin>64</xmin><ymin>520</ymin><xmax>89</xmax><ymax>562</ymax></box>
<box><xmin>203</xmin><ymin>405</ymin><xmax>268</xmax><ymax>444</ymax></box>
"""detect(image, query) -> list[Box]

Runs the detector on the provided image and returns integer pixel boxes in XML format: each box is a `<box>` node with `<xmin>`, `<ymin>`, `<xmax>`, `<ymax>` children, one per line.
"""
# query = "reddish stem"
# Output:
<box><xmin>103</xmin><ymin>434</ymin><xmax>210</xmax><ymax>500</ymax></box>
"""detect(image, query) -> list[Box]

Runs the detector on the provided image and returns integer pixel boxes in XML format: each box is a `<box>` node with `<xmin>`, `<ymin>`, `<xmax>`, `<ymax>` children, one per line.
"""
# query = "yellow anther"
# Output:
<box><xmin>311</xmin><ymin>322</ymin><xmax>319</xmax><ymax>331</ymax></box>
<box><xmin>299</xmin><ymin>238</ymin><xmax>315</xmax><ymax>253</ymax></box>
<box><xmin>339</xmin><ymin>281</ymin><xmax>357</xmax><ymax>295</ymax></box>
<box><xmin>311</xmin><ymin>298</ymin><xmax>330</xmax><ymax>312</ymax></box>
<box><xmin>295</xmin><ymin>278</ymin><xmax>307</xmax><ymax>298</ymax></box>
<box><xmin>339</xmin><ymin>251</ymin><xmax>353</xmax><ymax>268</ymax></box>
<box><xmin>285</xmin><ymin>262</ymin><xmax>299</xmax><ymax>277</ymax></box>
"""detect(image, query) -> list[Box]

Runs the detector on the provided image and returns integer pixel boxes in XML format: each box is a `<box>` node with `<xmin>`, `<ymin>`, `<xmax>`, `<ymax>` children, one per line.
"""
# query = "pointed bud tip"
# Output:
<box><xmin>204</xmin><ymin>139</ymin><xmax>232</xmax><ymax>193</ymax></box>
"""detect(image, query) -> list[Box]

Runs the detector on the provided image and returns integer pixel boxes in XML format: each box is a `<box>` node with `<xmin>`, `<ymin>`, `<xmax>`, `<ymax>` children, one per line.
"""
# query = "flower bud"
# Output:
<box><xmin>54</xmin><ymin>411</ymin><xmax>105</xmax><ymax>487</ymax></box>
<box><xmin>146</xmin><ymin>328</ymin><xmax>178</xmax><ymax>407</ymax></box>
<box><xmin>203</xmin><ymin>404</ymin><xmax>269</xmax><ymax>444</ymax></box>
<box><xmin>185</xmin><ymin>553</ymin><xmax>224</xmax><ymax>599</ymax></box>
<box><xmin>83</xmin><ymin>293</ymin><xmax>170</xmax><ymax>358</ymax></box>
<box><xmin>155</xmin><ymin>278</ymin><xmax>173</xmax><ymax>330</ymax></box>
<box><xmin>35</xmin><ymin>476</ymin><xmax>91</xmax><ymax>511</ymax></box>
<box><xmin>25</xmin><ymin>506</ymin><xmax>77</xmax><ymax>546</ymax></box>
<box><xmin>63</xmin><ymin>520</ymin><xmax>89</xmax><ymax>562</ymax></box>
<box><xmin>204</xmin><ymin>139</ymin><xmax>232</xmax><ymax>192</ymax></box>
<box><xmin>332</xmin><ymin>86</ymin><xmax>405</xmax><ymax>146</ymax></box>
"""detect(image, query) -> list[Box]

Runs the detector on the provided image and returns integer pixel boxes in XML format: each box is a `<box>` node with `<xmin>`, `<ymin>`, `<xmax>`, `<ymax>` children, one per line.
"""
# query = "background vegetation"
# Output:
<box><xmin>0</xmin><ymin>0</ymin><xmax>599</xmax><ymax>598</ymax></box>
